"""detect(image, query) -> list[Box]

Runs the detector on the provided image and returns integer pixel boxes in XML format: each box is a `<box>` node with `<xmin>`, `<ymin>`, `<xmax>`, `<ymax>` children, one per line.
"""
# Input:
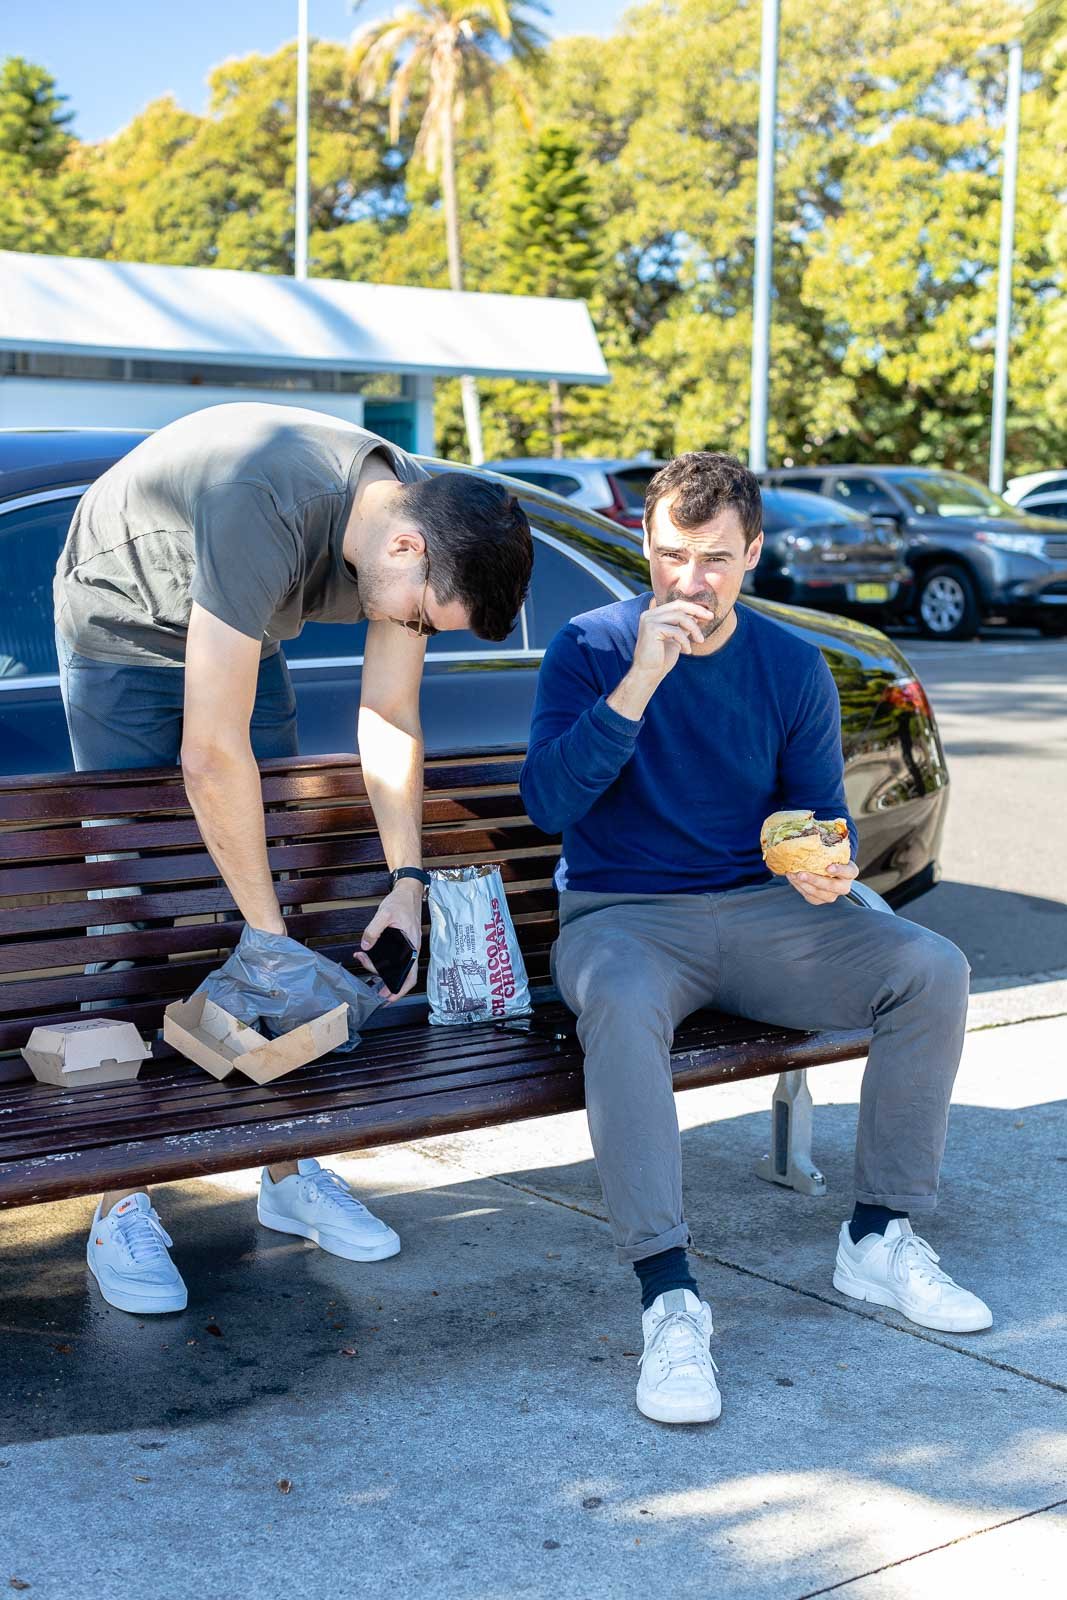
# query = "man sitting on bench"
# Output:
<box><xmin>520</xmin><ymin>451</ymin><xmax>990</xmax><ymax>1427</ymax></box>
<box><xmin>54</xmin><ymin>401</ymin><xmax>531</xmax><ymax>1317</ymax></box>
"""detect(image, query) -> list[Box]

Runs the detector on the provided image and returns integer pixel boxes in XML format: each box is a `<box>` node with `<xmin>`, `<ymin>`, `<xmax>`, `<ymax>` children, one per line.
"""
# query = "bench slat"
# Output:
<box><xmin>0</xmin><ymin>889</ymin><xmax>561</xmax><ymax>978</ymax></box>
<box><xmin>0</xmin><ymin>755</ymin><xmax>526</xmax><ymax>823</ymax></box>
<box><xmin>0</xmin><ymin>793</ymin><xmax>531</xmax><ymax>866</ymax></box>
<box><xmin>0</xmin><ymin>821</ymin><xmax>551</xmax><ymax>898</ymax></box>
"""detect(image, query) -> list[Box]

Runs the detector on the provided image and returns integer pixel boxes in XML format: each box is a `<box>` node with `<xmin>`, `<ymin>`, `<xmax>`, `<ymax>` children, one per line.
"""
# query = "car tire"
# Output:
<box><xmin>1037</xmin><ymin>617</ymin><xmax>1067</xmax><ymax>638</ymax></box>
<box><xmin>914</xmin><ymin>564</ymin><xmax>981</xmax><ymax>641</ymax></box>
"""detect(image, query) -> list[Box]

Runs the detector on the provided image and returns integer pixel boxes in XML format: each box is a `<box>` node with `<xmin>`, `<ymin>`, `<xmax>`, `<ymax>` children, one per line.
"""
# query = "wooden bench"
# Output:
<box><xmin>0</xmin><ymin>752</ymin><xmax>872</xmax><ymax>1210</ymax></box>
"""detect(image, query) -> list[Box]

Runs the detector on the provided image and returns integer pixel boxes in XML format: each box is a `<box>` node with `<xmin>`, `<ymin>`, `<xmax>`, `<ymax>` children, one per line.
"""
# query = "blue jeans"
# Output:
<box><xmin>55</xmin><ymin>632</ymin><xmax>299</xmax><ymax>974</ymax></box>
<box><xmin>55</xmin><ymin>633</ymin><xmax>298</xmax><ymax>771</ymax></box>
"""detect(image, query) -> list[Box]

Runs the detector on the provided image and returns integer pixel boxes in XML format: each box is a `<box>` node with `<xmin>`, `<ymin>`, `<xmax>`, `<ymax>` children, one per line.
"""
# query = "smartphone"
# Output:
<box><xmin>363</xmin><ymin>927</ymin><xmax>417</xmax><ymax>994</ymax></box>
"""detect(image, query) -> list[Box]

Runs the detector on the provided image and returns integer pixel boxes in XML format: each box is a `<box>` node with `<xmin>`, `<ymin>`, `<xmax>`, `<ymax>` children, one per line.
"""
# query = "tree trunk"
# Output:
<box><xmin>440</xmin><ymin>82</ymin><xmax>484</xmax><ymax>465</ymax></box>
<box><xmin>549</xmin><ymin>379</ymin><xmax>564</xmax><ymax>458</ymax></box>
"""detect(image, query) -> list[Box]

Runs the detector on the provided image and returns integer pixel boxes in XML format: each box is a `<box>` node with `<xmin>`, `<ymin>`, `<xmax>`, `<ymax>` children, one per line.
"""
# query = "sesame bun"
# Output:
<box><xmin>761</xmin><ymin>809</ymin><xmax>851</xmax><ymax>876</ymax></box>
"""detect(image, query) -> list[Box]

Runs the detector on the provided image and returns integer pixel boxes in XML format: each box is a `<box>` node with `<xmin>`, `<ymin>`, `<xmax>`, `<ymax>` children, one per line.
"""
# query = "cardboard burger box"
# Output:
<box><xmin>163</xmin><ymin>994</ymin><xmax>348</xmax><ymax>1085</ymax></box>
<box><xmin>22</xmin><ymin>1018</ymin><xmax>151</xmax><ymax>1088</ymax></box>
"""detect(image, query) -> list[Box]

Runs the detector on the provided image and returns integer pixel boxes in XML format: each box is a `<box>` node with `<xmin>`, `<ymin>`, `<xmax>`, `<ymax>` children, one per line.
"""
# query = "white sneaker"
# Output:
<box><xmin>257</xmin><ymin>1158</ymin><xmax>400</xmax><ymax>1262</ymax></box>
<box><xmin>833</xmin><ymin>1218</ymin><xmax>992</xmax><ymax>1333</ymax></box>
<box><xmin>86</xmin><ymin>1193</ymin><xmax>188</xmax><ymax>1315</ymax></box>
<box><xmin>636</xmin><ymin>1288</ymin><xmax>722</xmax><ymax>1425</ymax></box>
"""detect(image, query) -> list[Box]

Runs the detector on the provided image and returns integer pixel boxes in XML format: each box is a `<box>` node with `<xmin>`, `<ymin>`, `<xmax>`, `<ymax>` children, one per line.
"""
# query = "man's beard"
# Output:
<box><xmin>351</xmin><ymin>556</ymin><xmax>392</xmax><ymax>619</ymax></box>
<box><xmin>665</xmin><ymin>588</ymin><xmax>731</xmax><ymax>642</ymax></box>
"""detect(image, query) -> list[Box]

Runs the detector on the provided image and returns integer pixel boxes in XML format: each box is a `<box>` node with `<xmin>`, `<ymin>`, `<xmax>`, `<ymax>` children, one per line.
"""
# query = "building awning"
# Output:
<box><xmin>0</xmin><ymin>250</ymin><xmax>609</xmax><ymax>385</ymax></box>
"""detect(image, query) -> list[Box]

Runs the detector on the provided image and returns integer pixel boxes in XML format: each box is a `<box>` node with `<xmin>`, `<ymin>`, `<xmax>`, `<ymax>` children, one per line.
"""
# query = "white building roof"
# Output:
<box><xmin>0</xmin><ymin>250</ymin><xmax>609</xmax><ymax>385</ymax></box>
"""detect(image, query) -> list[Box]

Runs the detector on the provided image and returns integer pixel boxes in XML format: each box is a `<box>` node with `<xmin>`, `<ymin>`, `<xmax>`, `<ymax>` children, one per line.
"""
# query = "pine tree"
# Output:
<box><xmin>0</xmin><ymin>57</ymin><xmax>92</xmax><ymax>255</ymax></box>
<box><xmin>0</xmin><ymin>56</ymin><xmax>74</xmax><ymax>172</ymax></box>
<box><xmin>501</xmin><ymin>125</ymin><xmax>602</xmax><ymax>456</ymax></box>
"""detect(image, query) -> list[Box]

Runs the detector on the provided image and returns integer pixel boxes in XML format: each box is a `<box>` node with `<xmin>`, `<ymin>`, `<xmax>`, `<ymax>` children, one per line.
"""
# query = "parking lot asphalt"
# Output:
<box><xmin>885</xmin><ymin>629</ymin><xmax>1067</xmax><ymax>988</ymax></box>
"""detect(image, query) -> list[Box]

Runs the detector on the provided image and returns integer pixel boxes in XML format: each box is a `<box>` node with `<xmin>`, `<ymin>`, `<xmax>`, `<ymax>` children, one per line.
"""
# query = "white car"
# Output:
<box><xmin>1003</xmin><ymin>471</ymin><xmax>1067</xmax><ymax>522</ymax></box>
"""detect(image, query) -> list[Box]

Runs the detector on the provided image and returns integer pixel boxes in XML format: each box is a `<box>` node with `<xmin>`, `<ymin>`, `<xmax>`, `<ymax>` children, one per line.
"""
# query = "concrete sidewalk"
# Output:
<box><xmin>1</xmin><ymin>1000</ymin><xmax>1064</xmax><ymax>1599</ymax></box>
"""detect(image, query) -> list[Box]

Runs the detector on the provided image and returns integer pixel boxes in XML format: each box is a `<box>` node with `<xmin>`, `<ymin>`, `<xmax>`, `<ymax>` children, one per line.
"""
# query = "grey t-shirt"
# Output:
<box><xmin>54</xmin><ymin>401</ymin><xmax>427</xmax><ymax>666</ymax></box>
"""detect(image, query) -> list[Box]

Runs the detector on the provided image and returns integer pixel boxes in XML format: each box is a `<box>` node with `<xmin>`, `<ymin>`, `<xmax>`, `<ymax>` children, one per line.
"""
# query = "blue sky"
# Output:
<box><xmin>5</xmin><ymin>1</ymin><xmax>629</xmax><ymax>143</ymax></box>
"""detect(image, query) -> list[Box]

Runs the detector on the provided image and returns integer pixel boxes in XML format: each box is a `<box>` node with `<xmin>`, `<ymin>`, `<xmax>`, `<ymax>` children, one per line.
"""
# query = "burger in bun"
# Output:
<box><xmin>761</xmin><ymin>809</ymin><xmax>851</xmax><ymax>876</ymax></box>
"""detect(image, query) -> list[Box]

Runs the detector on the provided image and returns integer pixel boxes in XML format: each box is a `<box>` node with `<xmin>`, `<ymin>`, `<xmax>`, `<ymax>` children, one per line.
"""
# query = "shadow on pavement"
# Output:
<box><xmin>901</xmin><ymin>879</ymin><xmax>1067</xmax><ymax>984</ymax></box>
<box><xmin>1</xmin><ymin>1092</ymin><xmax>1064</xmax><ymax>1450</ymax></box>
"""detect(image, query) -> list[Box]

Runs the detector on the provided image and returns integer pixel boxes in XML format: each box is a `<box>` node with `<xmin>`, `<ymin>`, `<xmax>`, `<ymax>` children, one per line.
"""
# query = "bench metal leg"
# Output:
<box><xmin>755</xmin><ymin>1069</ymin><xmax>827</xmax><ymax>1196</ymax></box>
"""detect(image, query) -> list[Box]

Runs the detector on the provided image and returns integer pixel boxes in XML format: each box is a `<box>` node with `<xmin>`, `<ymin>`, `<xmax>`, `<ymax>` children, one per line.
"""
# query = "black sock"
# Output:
<box><xmin>634</xmin><ymin>1246</ymin><xmax>699</xmax><ymax>1311</ymax></box>
<box><xmin>849</xmin><ymin>1202</ymin><xmax>909</xmax><ymax>1245</ymax></box>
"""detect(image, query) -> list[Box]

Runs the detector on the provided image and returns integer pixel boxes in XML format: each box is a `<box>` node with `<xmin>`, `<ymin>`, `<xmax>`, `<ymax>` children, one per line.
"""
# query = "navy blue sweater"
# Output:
<box><xmin>520</xmin><ymin>596</ymin><xmax>858</xmax><ymax>895</ymax></box>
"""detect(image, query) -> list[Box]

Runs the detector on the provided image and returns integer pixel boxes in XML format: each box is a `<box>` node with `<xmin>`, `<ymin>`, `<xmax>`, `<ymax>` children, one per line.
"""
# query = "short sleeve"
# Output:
<box><xmin>189</xmin><ymin>481</ymin><xmax>300</xmax><ymax>641</ymax></box>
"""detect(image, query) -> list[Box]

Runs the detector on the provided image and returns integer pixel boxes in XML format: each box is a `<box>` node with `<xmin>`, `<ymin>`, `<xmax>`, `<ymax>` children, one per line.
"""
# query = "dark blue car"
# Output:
<box><xmin>0</xmin><ymin>428</ymin><xmax>949</xmax><ymax>905</ymax></box>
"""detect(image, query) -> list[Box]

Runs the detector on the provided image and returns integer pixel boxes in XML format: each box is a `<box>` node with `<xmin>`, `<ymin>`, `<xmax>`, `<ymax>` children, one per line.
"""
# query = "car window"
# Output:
<box><xmin>893</xmin><ymin>472</ymin><xmax>1016</xmax><ymax>518</ymax></box>
<box><xmin>506</xmin><ymin>470</ymin><xmax>583</xmax><ymax>498</ymax></box>
<box><xmin>525</xmin><ymin>535</ymin><xmax>621</xmax><ymax>647</ymax></box>
<box><xmin>1019</xmin><ymin>476</ymin><xmax>1067</xmax><ymax>501</ymax></box>
<box><xmin>1023</xmin><ymin>498</ymin><xmax>1067</xmax><ymax>522</ymax></box>
<box><xmin>830</xmin><ymin>476</ymin><xmax>893</xmax><ymax>512</ymax></box>
<box><xmin>775</xmin><ymin>474</ymin><xmax>827</xmax><ymax>493</ymax></box>
<box><xmin>761</xmin><ymin>489</ymin><xmax>854</xmax><ymax>530</ymax></box>
<box><xmin>611</xmin><ymin>468</ymin><xmax>659</xmax><ymax>511</ymax></box>
<box><xmin>0</xmin><ymin>495</ymin><xmax>81</xmax><ymax>677</ymax></box>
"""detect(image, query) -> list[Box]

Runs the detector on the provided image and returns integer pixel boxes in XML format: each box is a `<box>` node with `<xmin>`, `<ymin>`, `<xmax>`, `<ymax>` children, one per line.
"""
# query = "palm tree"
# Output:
<box><xmin>349</xmin><ymin>1</ymin><xmax>548</xmax><ymax>462</ymax></box>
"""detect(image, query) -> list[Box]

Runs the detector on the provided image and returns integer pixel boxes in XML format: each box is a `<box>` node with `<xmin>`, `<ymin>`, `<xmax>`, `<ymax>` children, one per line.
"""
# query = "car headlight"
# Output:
<box><xmin>975</xmin><ymin>530</ymin><xmax>1047</xmax><ymax>555</ymax></box>
<box><xmin>782</xmin><ymin>532</ymin><xmax>814</xmax><ymax>552</ymax></box>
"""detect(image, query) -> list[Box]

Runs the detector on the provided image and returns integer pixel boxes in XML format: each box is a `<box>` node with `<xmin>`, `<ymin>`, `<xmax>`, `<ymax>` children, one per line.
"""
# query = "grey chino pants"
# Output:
<box><xmin>550</xmin><ymin>879</ymin><xmax>970</xmax><ymax>1263</ymax></box>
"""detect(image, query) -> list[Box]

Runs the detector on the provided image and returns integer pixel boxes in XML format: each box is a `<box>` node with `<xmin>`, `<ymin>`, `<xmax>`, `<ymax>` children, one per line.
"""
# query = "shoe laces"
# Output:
<box><xmin>885</xmin><ymin>1229</ymin><xmax>957</xmax><ymax>1291</ymax></box>
<box><xmin>113</xmin><ymin>1206</ymin><xmax>173</xmax><ymax>1265</ymax></box>
<box><xmin>642</xmin><ymin>1307</ymin><xmax>719</xmax><ymax>1380</ymax></box>
<box><xmin>297</xmin><ymin>1168</ymin><xmax>370</xmax><ymax>1217</ymax></box>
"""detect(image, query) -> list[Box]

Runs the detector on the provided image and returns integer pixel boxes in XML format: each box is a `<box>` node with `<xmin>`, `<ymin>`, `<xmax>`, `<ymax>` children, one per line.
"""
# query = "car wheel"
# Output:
<box><xmin>914</xmin><ymin>565</ymin><xmax>981</xmax><ymax>640</ymax></box>
<box><xmin>1037</xmin><ymin>617</ymin><xmax>1067</xmax><ymax>638</ymax></box>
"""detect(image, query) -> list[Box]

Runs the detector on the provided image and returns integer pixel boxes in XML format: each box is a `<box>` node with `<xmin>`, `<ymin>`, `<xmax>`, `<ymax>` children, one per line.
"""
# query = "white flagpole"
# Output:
<box><xmin>295</xmin><ymin>0</ymin><xmax>310</xmax><ymax>280</ymax></box>
<box><xmin>749</xmin><ymin>0</ymin><xmax>780</xmax><ymax>474</ymax></box>
<box><xmin>989</xmin><ymin>38</ymin><xmax>1023</xmax><ymax>493</ymax></box>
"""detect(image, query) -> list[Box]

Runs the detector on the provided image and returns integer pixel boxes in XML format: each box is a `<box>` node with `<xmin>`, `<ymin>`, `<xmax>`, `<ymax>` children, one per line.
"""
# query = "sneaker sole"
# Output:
<box><xmin>87</xmin><ymin>1252</ymin><xmax>188</xmax><ymax>1316</ymax></box>
<box><xmin>257</xmin><ymin>1203</ymin><xmax>401</xmax><ymax>1262</ymax></box>
<box><xmin>832</xmin><ymin>1263</ymin><xmax>992</xmax><ymax>1333</ymax></box>
<box><xmin>636</xmin><ymin>1386</ymin><xmax>722</xmax><ymax>1425</ymax></box>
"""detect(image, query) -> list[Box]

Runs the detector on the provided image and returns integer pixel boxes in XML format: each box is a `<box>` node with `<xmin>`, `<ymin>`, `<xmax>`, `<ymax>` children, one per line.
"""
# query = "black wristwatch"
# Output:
<box><xmin>390</xmin><ymin>866</ymin><xmax>431</xmax><ymax>895</ymax></box>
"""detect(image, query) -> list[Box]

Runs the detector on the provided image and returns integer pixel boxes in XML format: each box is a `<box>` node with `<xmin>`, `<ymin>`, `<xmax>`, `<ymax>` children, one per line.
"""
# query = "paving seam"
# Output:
<box><xmin>483</xmin><ymin>1175</ymin><xmax>1067</xmax><ymax>1396</ymax></box>
<box><xmin>791</xmin><ymin>1497</ymin><xmax>1067</xmax><ymax>1599</ymax></box>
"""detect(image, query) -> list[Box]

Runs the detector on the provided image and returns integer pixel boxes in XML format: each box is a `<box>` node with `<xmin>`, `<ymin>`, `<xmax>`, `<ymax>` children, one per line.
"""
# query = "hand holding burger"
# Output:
<box><xmin>761</xmin><ymin>809</ymin><xmax>858</xmax><ymax>906</ymax></box>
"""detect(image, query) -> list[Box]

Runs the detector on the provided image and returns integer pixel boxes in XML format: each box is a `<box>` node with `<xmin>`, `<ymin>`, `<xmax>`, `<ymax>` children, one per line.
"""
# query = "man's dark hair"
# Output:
<box><xmin>401</xmin><ymin>472</ymin><xmax>533</xmax><ymax>641</ymax></box>
<box><xmin>643</xmin><ymin>452</ymin><xmax>763</xmax><ymax>550</ymax></box>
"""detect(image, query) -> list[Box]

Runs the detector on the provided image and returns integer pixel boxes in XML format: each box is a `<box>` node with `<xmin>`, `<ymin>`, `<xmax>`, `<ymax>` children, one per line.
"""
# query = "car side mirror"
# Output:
<box><xmin>869</xmin><ymin>506</ymin><xmax>903</xmax><ymax>525</ymax></box>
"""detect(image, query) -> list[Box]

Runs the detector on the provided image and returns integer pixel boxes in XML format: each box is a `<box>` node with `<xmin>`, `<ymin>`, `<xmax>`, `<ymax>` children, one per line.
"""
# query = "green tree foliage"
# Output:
<box><xmin>0</xmin><ymin>57</ymin><xmax>92</xmax><ymax>254</ymax></box>
<box><xmin>499</xmin><ymin>124</ymin><xmax>602</xmax><ymax>454</ymax></box>
<box><xmin>348</xmin><ymin>1</ymin><xmax>549</xmax><ymax>459</ymax></box>
<box><xmin>85</xmin><ymin>43</ymin><xmax>404</xmax><ymax>272</ymax></box>
<box><xmin>501</xmin><ymin>124</ymin><xmax>601</xmax><ymax>300</ymax></box>
<box><xmin>2</xmin><ymin>0</ymin><xmax>1065</xmax><ymax>474</ymax></box>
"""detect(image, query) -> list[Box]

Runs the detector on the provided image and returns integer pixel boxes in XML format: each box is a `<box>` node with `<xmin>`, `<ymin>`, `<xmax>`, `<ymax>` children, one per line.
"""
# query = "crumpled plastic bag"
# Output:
<box><xmin>192</xmin><ymin>927</ymin><xmax>383</xmax><ymax>1053</ymax></box>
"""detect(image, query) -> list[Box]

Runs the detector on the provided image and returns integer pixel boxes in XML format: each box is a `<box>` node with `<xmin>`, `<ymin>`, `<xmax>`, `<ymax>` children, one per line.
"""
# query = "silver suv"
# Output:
<box><xmin>482</xmin><ymin>457</ymin><xmax>666</xmax><ymax>530</ymax></box>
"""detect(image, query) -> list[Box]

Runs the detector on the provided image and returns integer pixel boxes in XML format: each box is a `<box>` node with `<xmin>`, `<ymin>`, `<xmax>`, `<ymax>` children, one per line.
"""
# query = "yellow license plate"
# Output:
<box><xmin>854</xmin><ymin>583</ymin><xmax>889</xmax><ymax>602</ymax></box>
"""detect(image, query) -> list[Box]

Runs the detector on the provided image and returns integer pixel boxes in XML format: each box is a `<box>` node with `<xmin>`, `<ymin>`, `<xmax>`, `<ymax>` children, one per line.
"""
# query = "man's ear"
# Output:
<box><xmin>384</xmin><ymin>525</ymin><xmax>426</xmax><ymax>564</ymax></box>
<box><xmin>642</xmin><ymin>523</ymin><xmax>651</xmax><ymax>561</ymax></box>
<box><xmin>746</xmin><ymin>531</ymin><xmax>764</xmax><ymax>570</ymax></box>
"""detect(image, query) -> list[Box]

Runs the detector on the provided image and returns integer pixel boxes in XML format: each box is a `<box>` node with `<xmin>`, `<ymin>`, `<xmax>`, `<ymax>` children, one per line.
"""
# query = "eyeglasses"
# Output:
<box><xmin>394</xmin><ymin>559</ymin><xmax>438</xmax><ymax>638</ymax></box>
